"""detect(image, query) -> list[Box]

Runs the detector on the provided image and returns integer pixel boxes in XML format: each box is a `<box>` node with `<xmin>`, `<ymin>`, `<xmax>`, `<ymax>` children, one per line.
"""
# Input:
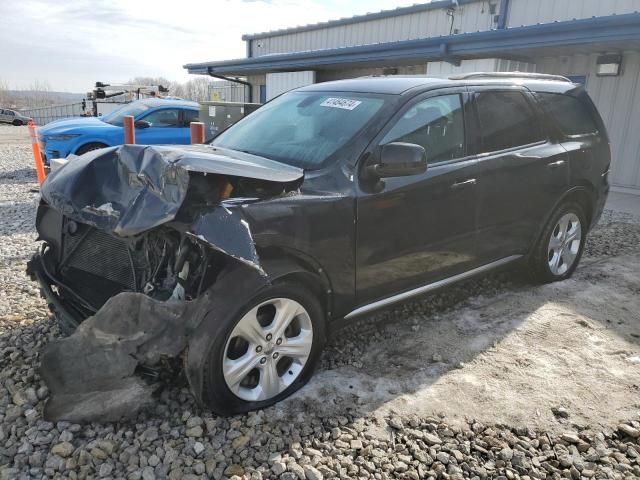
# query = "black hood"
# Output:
<box><xmin>40</xmin><ymin>144</ymin><xmax>303</xmax><ymax>237</ymax></box>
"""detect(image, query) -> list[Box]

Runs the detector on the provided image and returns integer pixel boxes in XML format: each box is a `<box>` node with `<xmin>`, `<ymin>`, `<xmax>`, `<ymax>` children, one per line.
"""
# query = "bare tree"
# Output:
<box><xmin>26</xmin><ymin>80</ymin><xmax>53</xmax><ymax>107</ymax></box>
<box><xmin>171</xmin><ymin>83</ymin><xmax>186</xmax><ymax>99</ymax></box>
<box><xmin>125</xmin><ymin>76</ymin><xmax>217</xmax><ymax>102</ymax></box>
<box><xmin>0</xmin><ymin>78</ymin><xmax>9</xmax><ymax>107</ymax></box>
<box><xmin>182</xmin><ymin>77</ymin><xmax>213</xmax><ymax>102</ymax></box>
<box><xmin>128</xmin><ymin>76</ymin><xmax>174</xmax><ymax>88</ymax></box>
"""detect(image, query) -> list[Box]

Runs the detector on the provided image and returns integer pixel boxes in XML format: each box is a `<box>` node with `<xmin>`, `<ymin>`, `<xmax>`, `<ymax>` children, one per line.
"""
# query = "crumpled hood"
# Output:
<box><xmin>40</xmin><ymin>144</ymin><xmax>304</xmax><ymax>237</ymax></box>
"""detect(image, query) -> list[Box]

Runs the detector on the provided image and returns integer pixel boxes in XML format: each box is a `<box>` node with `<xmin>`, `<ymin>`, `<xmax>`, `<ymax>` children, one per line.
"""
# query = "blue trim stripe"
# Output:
<box><xmin>241</xmin><ymin>0</ymin><xmax>479</xmax><ymax>41</ymax></box>
<box><xmin>184</xmin><ymin>13</ymin><xmax>640</xmax><ymax>75</ymax></box>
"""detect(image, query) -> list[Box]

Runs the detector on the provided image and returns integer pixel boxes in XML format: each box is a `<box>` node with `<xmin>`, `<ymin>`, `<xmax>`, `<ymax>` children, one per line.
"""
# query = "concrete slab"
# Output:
<box><xmin>606</xmin><ymin>191</ymin><xmax>640</xmax><ymax>215</ymax></box>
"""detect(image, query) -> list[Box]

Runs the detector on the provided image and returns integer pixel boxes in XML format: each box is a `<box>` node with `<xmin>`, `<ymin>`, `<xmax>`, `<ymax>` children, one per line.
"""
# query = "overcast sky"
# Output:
<box><xmin>1</xmin><ymin>0</ymin><xmax>422</xmax><ymax>93</ymax></box>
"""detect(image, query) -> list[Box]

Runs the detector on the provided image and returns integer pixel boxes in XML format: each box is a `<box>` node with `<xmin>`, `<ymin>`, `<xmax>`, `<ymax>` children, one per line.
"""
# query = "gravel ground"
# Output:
<box><xmin>1</xmin><ymin>124</ymin><xmax>640</xmax><ymax>479</ymax></box>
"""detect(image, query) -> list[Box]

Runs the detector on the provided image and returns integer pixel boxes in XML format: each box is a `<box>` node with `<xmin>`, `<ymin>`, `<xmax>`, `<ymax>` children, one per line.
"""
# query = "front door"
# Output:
<box><xmin>135</xmin><ymin>108</ymin><xmax>188</xmax><ymax>145</ymax></box>
<box><xmin>355</xmin><ymin>90</ymin><xmax>479</xmax><ymax>306</ymax></box>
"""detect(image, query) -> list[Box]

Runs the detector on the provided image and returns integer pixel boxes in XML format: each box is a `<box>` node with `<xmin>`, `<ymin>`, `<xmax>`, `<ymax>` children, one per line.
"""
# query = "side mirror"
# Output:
<box><xmin>369</xmin><ymin>142</ymin><xmax>427</xmax><ymax>178</ymax></box>
<box><xmin>134</xmin><ymin>120</ymin><xmax>151</xmax><ymax>129</ymax></box>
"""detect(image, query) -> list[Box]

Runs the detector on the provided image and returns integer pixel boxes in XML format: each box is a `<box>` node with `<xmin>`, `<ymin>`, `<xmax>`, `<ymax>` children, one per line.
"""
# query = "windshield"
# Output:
<box><xmin>212</xmin><ymin>91</ymin><xmax>386</xmax><ymax>169</ymax></box>
<box><xmin>102</xmin><ymin>103</ymin><xmax>151</xmax><ymax>126</ymax></box>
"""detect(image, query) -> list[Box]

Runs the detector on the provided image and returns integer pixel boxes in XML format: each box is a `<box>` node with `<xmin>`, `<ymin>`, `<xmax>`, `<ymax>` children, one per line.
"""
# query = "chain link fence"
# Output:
<box><xmin>19</xmin><ymin>102</ymin><xmax>87</xmax><ymax>126</ymax></box>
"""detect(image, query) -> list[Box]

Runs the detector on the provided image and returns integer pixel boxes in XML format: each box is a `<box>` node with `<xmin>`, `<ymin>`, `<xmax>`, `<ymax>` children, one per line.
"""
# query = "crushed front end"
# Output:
<box><xmin>28</xmin><ymin>203</ymin><xmax>219</xmax><ymax>334</ymax></box>
<box><xmin>27</xmin><ymin>144</ymin><xmax>303</xmax><ymax>422</ymax></box>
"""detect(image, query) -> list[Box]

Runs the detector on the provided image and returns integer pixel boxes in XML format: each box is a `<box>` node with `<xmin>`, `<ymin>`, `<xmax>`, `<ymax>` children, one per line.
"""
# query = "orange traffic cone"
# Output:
<box><xmin>28</xmin><ymin>120</ymin><xmax>46</xmax><ymax>184</ymax></box>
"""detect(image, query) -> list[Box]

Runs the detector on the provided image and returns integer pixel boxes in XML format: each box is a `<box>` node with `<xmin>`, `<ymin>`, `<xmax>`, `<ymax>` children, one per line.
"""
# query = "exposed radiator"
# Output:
<box><xmin>59</xmin><ymin>222</ymin><xmax>137</xmax><ymax>307</ymax></box>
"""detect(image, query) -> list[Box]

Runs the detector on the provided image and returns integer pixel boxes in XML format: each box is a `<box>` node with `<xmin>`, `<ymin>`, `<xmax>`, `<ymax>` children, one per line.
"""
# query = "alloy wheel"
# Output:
<box><xmin>547</xmin><ymin>212</ymin><xmax>582</xmax><ymax>276</ymax></box>
<box><xmin>223</xmin><ymin>298</ymin><xmax>313</xmax><ymax>401</ymax></box>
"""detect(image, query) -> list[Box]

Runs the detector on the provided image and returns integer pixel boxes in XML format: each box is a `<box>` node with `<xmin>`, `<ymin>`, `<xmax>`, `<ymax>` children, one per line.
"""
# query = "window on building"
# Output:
<box><xmin>381</xmin><ymin>94</ymin><xmax>465</xmax><ymax>164</ymax></box>
<box><xmin>537</xmin><ymin>93</ymin><xmax>599</xmax><ymax>137</ymax></box>
<box><xmin>475</xmin><ymin>91</ymin><xmax>545</xmax><ymax>152</ymax></box>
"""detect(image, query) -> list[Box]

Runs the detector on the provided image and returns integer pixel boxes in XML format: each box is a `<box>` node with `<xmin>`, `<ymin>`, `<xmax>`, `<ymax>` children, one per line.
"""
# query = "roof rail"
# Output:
<box><xmin>449</xmin><ymin>72</ymin><xmax>573</xmax><ymax>83</ymax></box>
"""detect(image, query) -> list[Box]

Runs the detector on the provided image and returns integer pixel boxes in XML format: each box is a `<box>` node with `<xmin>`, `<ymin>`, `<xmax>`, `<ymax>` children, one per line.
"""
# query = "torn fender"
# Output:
<box><xmin>40</xmin><ymin>144</ymin><xmax>303</xmax><ymax>237</ymax></box>
<box><xmin>188</xmin><ymin>205</ymin><xmax>265</xmax><ymax>275</ymax></box>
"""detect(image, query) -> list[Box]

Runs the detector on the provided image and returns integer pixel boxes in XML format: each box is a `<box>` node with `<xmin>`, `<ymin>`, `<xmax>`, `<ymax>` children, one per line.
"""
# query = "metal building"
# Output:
<box><xmin>185</xmin><ymin>0</ymin><xmax>640</xmax><ymax>193</ymax></box>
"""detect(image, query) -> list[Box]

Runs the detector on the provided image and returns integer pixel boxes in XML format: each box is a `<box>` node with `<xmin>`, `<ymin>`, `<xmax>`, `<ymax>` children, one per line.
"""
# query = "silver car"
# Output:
<box><xmin>0</xmin><ymin>108</ymin><xmax>32</xmax><ymax>126</ymax></box>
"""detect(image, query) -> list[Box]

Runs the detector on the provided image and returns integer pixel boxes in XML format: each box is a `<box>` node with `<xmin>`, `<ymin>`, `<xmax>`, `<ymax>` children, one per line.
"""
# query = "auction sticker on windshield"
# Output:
<box><xmin>320</xmin><ymin>98</ymin><xmax>362</xmax><ymax>110</ymax></box>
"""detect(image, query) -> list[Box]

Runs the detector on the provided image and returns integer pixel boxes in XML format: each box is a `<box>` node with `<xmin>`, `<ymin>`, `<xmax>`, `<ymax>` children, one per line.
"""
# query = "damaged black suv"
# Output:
<box><xmin>29</xmin><ymin>73</ymin><xmax>610</xmax><ymax>420</ymax></box>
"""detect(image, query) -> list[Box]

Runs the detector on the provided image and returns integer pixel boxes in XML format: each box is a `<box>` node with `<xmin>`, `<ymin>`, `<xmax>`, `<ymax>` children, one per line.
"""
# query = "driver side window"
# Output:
<box><xmin>382</xmin><ymin>94</ymin><xmax>465</xmax><ymax>164</ymax></box>
<box><xmin>140</xmin><ymin>109</ymin><xmax>181</xmax><ymax>127</ymax></box>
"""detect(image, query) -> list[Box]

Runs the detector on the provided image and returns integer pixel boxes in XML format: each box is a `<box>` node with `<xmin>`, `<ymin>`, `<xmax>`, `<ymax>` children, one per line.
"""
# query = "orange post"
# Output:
<box><xmin>28</xmin><ymin>120</ymin><xmax>46</xmax><ymax>184</ymax></box>
<box><xmin>123</xmin><ymin>115</ymin><xmax>135</xmax><ymax>144</ymax></box>
<box><xmin>190</xmin><ymin>122</ymin><xmax>205</xmax><ymax>144</ymax></box>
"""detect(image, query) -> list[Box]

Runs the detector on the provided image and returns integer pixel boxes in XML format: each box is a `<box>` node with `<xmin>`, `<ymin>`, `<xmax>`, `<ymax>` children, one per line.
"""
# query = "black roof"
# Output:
<box><xmin>297</xmin><ymin>74</ymin><xmax>579</xmax><ymax>95</ymax></box>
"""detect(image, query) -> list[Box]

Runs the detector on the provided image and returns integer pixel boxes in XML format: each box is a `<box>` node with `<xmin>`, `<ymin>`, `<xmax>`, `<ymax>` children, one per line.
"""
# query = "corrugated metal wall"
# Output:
<box><xmin>316</xmin><ymin>64</ymin><xmax>427</xmax><ymax>83</ymax></box>
<box><xmin>266</xmin><ymin>71</ymin><xmax>316</xmax><ymax>100</ymax></box>
<box><xmin>426</xmin><ymin>58</ymin><xmax>536</xmax><ymax>76</ymax></box>
<box><xmin>507</xmin><ymin>0</ymin><xmax>640</xmax><ymax>27</ymax></box>
<box><xmin>537</xmin><ymin>51</ymin><xmax>640</xmax><ymax>191</ymax></box>
<box><xmin>248</xmin><ymin>0</ymin><xmax>640</xmax><ymax>57</ymax></box>
<box><xmin>251</xmin><ymin>1</ymin><xmax>495</xmax><ymax>57</ymax></box>
<box><xmin>208</xmin><ymin>81</ymin><xmax>247</xmax><ymax>102</ymax></box>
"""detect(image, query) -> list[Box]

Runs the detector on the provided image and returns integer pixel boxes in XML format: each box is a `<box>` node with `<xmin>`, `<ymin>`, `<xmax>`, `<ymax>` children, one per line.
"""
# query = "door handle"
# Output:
<box><xmin>547</xmin><ymin>160</ymin><xmax>566</xmax><ymax>169</ymax></box>
<box><xmin>451</xmin><ymin>178</ymin><xmax>476</xmax><ymax>189</ymax></box>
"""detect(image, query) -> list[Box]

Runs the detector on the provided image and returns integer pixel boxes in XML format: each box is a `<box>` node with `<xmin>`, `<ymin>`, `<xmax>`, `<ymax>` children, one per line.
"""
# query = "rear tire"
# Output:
<box><xmin>528</xmin><ymin>202</ymin><xmax>586</xmax><ymax>283</ymax></box>
<box><xmin>75</xmin><ymin>142</ymin><xmax>108</xmax><ymax>156</ymax></box>
<box><xmin>196</xmin><ymin>282</ymin><xmax>326</xmax><ymax>416</ymax></box>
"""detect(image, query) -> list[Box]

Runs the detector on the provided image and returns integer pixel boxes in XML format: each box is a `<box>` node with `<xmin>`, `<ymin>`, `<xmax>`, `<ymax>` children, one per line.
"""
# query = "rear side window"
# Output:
<box><xmin>475</xmin><ymin>91</ymin><xmax>545</xmax><ymax>152</ymax></box>
<box><xmin>537</xmin><ymin>93</ymin><xmax>599</xmax><ymax>137</ymax></box>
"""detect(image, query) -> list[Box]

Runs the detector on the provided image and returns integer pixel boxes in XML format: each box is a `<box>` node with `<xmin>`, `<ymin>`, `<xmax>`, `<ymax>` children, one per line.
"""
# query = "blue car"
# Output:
<box><xmin>38</xmin><ymin>98</ymin><xmax>200</xmax><ymax>164</ymax></box>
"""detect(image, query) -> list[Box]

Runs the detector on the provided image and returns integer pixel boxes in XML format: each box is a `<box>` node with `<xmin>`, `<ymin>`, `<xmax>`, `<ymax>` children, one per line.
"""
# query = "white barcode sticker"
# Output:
<box><xmin>320</xmin><ymin>97</ymin><xmax>362</xmax><ymax>110</ymax></box>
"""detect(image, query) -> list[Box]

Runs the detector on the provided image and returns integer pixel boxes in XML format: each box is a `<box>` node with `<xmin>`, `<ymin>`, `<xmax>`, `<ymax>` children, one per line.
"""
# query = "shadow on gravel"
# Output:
<box><xmin>0</xmin><ymin>168</ymin><xmax>37</xmax><ymax>185</ymax></box>
<box><xmin>275</xmin><ymin>245</ymin><xmax>640</xmax><ymax>427</ymax></box>
<box><xmin>0</xmin><ymin>200</ymin><xmax>39</xmax><ymax>236</ymax></box>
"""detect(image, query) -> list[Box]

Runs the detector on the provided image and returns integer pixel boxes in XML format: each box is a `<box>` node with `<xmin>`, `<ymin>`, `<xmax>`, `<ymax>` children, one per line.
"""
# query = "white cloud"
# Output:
<box><xmin>1</xmin><ymin>0</ymin><xmax>423</xmax><ymax>92</ymax></box>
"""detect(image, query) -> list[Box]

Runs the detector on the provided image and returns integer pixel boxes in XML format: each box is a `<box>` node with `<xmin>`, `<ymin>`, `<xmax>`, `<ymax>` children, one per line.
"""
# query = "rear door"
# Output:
<box><xmin>355</xmin><ymin>88</ymin><xmax>480</xmax><ymax>305</ymax></box>
<box><xmin>469</xmin><ymin>87</ymin><xmax>569</xmax><ymax>262</ymax></box>
<box><xmin>135</xmin><ymin>108</ymin><xmax>188</xmax><ymax>144</ymax></box>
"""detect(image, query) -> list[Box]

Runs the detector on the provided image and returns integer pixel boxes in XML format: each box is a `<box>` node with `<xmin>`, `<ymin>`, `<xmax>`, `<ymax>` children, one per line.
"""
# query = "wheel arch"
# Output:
<box><xmin>530</xmin><ymin>184</ymin><xmax>596</xmax><ymax>256</ymax></box>
<box><xmin>71</xmin><ymin>140</ymin><xmax>110</xmax><ymax>155</ymax></box>
<box><xmin>259</xmin><ymin>246</ymin><xmax>333</xmax><ymax>318</ymax></box>
<box><xmin>184</xmin><ymin>248</ymin><xmax>332</xmax><ymax>409</ymax></box>
<box><xmin>556</xmin><ymin>184</ymin><xmax>596</xmax><ymax>227</ymax></box>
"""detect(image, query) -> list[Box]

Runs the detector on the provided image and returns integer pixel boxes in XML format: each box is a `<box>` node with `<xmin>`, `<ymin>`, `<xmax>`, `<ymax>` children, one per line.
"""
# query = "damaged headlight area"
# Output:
<box><xmin>27</xmin><ymin>144</ymin><xmax>304</xmax><ymax>421</ymax></box>
<box><xmin>29</xmin><ymin>211</ymin><xmax>221</xmax><ymax>328</ymax></box>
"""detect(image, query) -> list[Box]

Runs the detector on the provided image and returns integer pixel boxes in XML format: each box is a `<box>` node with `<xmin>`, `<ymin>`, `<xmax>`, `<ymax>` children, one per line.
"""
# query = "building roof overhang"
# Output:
<box><xmin>184</xmin><ymin>13</ymin><xmax>640</xmax><ymax>77</ymax></box>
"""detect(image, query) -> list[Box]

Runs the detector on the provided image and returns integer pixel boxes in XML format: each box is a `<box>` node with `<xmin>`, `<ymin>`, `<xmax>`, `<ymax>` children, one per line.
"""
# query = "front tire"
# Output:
<box><xmin>12</xmin><ymin>119</ymin><xmax>23</xmax><ymax>126</ymax></box>
<box><xmin>75</xmin><ymin>142</ymin><xmax>108</xmax><ymax>156</ymax></box>
<box><xmin>197</xmin><ymin>282</ymin><xmax>326</xmax><ymax>415</ymax></box>
<box><xmin>528</xmin><ymin>202</ymin><xmax>586</xmax><ymax>283</ymax></box>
